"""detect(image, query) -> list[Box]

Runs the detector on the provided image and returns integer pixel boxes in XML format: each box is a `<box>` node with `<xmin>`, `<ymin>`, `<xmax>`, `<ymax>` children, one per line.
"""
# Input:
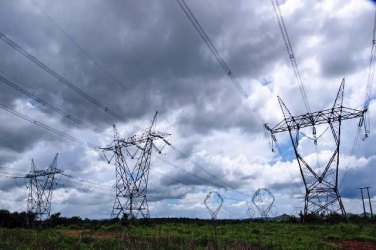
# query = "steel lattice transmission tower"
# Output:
<box><xmin>265</xmin><ymin>79</ymin><xmax>367</xmax><ymax>220</ymax></box>
<box><xmin>101</xmin><ymin>111</ymin><xmax>171</xmax><ymax>219</ymax></box>
<box><xmin>23</xmin><ymin>153</ymin><xmax>63</xmax><ymax>221</ymax></box>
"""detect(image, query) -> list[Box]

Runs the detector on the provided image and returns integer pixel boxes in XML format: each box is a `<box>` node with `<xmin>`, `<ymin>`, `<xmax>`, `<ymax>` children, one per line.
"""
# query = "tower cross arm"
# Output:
<box><xmin>117</xmin><ymin>131</ymin><xmax>171</xmax><ymax>146</ymax></box>
<box><xmin>25</xmin><ymin>169</ymin><xmax>63</xmax><ymax>178</ymax></box>
<box><xmin>265</xmin><ymin>106</ymin><xmax>366</xmax><ymax>134</ymax></box>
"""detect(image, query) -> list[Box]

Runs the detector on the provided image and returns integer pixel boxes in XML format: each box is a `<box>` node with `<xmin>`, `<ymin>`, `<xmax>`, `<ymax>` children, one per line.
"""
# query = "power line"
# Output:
<box><xmin>156</xmin><ymin>156</ymin><xmax>226</xmax><ymax>189</ymax></box>
<box><xmin>61</xmin><ymin>173</ymin><xmax>113</xmax><ymax>191</ymax></box>
<box><xmin>0</xmin><ymin>73</ymin><xmax>112</xmax><ymax>138</ymax></box>
<box><xmin>8</xmin><ymin>1</ymin><xmax>263</xmax><ymax>206</ymax></box>
<box><xmin>364</xmin><ymin>9</ymin><xmax>376</xmax><ymax>133</ymax></box>
<box><xmin>0</xmin><ymin>32</ymin><xmax>125</xmax><ymax>121</ymax></box>
<box><xmin>175</xmin><ymin>0</ymin><xmax>247</xmax><ymax>99</ymax></box>
<box><xmin>0</xmin><ymin>173</ymin><xmax>23</xmax><ymax>178</ymax></box>
<box><xmin>58</xmin><ymin>181</ymin><xmax>113</xmax><ymax>197</ymax></box>
<box><xmin>30</xmin><ymin>0</ymin><xmax>127</xmax><ymax>91</ymax></box>
<box><xmin>169</xmin><ymin>146</ymin><xmax>236</xmax><ymax>189</ymax></box>
<box><xmin>154</xmin><ymin>168</ymin><xmax>245</xmax><ymax>203</ymax></box>
<box><xmin>58</xmin><ymin>178</ymin><xmax>113</xmax><ymax>197</ymax></box>
<box><xmin>175</xmin><ymin>0</ymin><xmax>270</xmax><ymax>130</ymax></box>
<box><xmin>24</xmin><ymin>0</ymin><xmax>150</xmax><ymax>135</ymax></box>
<box><xmin>158</xmin><ymin>151</ymin><xmax>249</xmax><ymax>198</ymax></box>
<box><xmin>0</xmin><ymin>97</ymin><xmax>251</xmax><ymax>203</ymax></box>
<box><xmin>0</xmin><ymin>103</ymin><xmax>99</xmax><ymax>149</ymax></box>
<box><xmin>339</xmin><ymin>9</ymin><xmax>376</xmax><ymax>190</ymax></box>
<box><xmin>269</xmin><ymin>0</ymin><xmax>311</xmax><ymax>113</ymax></box>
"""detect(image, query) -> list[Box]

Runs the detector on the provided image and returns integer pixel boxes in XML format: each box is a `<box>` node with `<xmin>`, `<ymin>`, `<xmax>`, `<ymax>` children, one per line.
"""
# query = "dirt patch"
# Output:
<box><xmin>62</xmin><ymin>229</ymin><xmax>85</xmax><ymax>237</ymax></box>
<box><xmin>335</xmin><ymin>240</ymin><xmax>376</xmax><ymax>250</ymax></box>
<box><xmin>86</xmin><ymin>231</ymin><xmax>124</xmax><ymax>239</ymax></box>
<box><xmin>62</xmin><ymin>229</ymin><xmax>124</xmax><ymax>239</ymax></box>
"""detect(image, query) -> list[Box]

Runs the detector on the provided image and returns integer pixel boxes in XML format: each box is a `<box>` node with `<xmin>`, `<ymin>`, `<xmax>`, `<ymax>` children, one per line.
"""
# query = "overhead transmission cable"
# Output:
<box><xmin>175</xmin><ymin>0</ymin><xmax>307</xmax><ymax>200</ymax></box>
<box><xmin>269</xmin><ymin>0</ymin><xmax>324</xmax><ymax>171</ymax></box>
<box><xmin>58</xmin><ymin>180</ymin><xmax>113</xmax><ymax>198</ymax></box>
<box><xmin>3</xmin><ymin>2</ymin><xmax>258</xmax><ymax>202</ymax></box>
<box><xmin>158</xmin><ymin>153</ymin><xmax>249</xmax><ymax>198</ymax></box>
<box><xmin>32</xmin><ymin>0</ymin><xmax>270</xmax><ymax>165</ymax></box>
<box><xmin>29</xmin><ymin>0</ymin><xmax>146</xmax><ymax>135</ymax></box>
<box><xmin>0</xmin><ymin>86</ymin><xmax>249</xmax><ymax>200</ymax></box>
<box><xmin>175</xmin><ymin>0</ymin><xmax>248</xmax><ymax>99</ymax></box>
<box><xmin>58</xmin><ymin>178</ymin><xmax>113</xmax><ymax>197</ymax></box>
<box><xmin>364</xmin><ymin>8</ymin><xmax>376</xmax><ymax>132</ymax></box>
<box><xmin>269</xmin><ymin>0</ymin><xmax>311</xmax><ymax>113</ymax></box>
<box><xmin>154</xmin><ymin>167</ymin><xmax>244</xmax><ymax>202</ymax></box>
<box><xmin>0</xmin><ymin>169</ymin><xmax>25</xmax><ymax>178</ymax></box>
<box><xmin>0</xmin><ymin>103</ymin><xmax>99</xmax><ymax>149</ymax></box>
<box><xmin>158</xmin><ymin>155</ymin><xmax>232</xmax><ymax>191</ymax></box>
<box><xmin>340</xmin><ymin>8</ymin><xmax>376</xmax><ymax>190</ymax></box>
<box><xmin>0</xmin><ymin>32</ymin><xmax>125</xmax><ymax>121</ymax></box>
<box><xmin>176</xmin><ymin>0</ymin><xmax>278</xmax><ymax>160</ymax></box>
<box><xmin>0</xmin><ymin>73</ymin><xmax>112</xmax><ymax>139</ymax></box>
<box><xmin>30</xmin><ymin>0</ymin><xmax>127</xmax><ymax>91</ymax></box>
<box><xmin>61</xmin><ymin>173</ymin><xmax>113</xmax><ymax>191</ymax></box>
<box><xmin>175</xmin><ymin>0</ymin><xmax>276</xmax><ymax>156</ymax></box>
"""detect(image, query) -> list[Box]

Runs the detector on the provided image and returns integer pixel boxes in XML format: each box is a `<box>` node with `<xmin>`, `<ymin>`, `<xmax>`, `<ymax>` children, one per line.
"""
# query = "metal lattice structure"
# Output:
<box><xmin>358</xmin><ymin>186</ymin><xmax>374</xmax><ymax>217</ymax></box>
<box><xmin>23</xmin><ymin>153</ymin><xmax>63</xmax><ymax>221</ymax></box>
<box><xmin>101</xmin><ymin>111</ymin><xmax>170</xmax><ymax>219</ymax></box>
<box><xmin>204</xmin><ymin>191</ymin><xmax>223</xmax><ymax>220</ymax></box>
<box><xmin>246</xmin><ymin>200</ymin><xmax>256</xmax><ymax>218</ymax></box>
<box><xmin>252</xmin><ymin>188</ymin><xmax>275</xmax><ymax>218</ymax></box>
<box><xmin>265</xmin><ymin>79</ymin><xmax>367</xmax><ymax>220</ymax></box>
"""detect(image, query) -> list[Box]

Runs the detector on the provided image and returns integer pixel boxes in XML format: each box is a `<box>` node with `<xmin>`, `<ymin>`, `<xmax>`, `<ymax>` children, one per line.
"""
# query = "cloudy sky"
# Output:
<box><xmin>0</xmin><ymin>0</ymin><xmax>375</xmax><ymax>219</ymax></box>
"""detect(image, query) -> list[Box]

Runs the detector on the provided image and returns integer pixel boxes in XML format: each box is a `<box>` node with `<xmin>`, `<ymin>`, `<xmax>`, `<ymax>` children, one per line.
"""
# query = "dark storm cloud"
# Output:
<box><xmin>147</xmin><ymin>184</ymin><xmax>192</xmax><ymax>202</ymax></box>
<box><xmin>0</xmin><ymin>0</ymin><xmax>373</xmax><ymax>218</ymax></box>
<box><xmin>161</xmin><ymin>170</ymin><xmax>214</xmax><ymax>187</ymax></box>
<box><xmin>0</xmin><ymin>0</ymin><xmax>284</xmax><ymax>135</ymax></box>
<box><xmin>0</xmin><ymin>178</ymin><xmax>19</xmax><ymax>192</ymax></box>
<box><xmin>263</xmin><ymin>0</ymin><xmax>374</xmax><ymax>79</ymax></box>
<box><xmin>0</xmin><ymin>110</ymin><xmax>57</xmax><ymax>153</ymax></box>
<box><xmin>161</xmin><ymin>156</ymin><xmax>248</xmax><ymax>190</ymax></box>
<box><xmin>315</xmin><ymin>3</ymin><xmax>374</xmax><ymax>77</ymax></box>
<box><xmin>339</xmin><ymin>157</ymin><xmax>376</xmax><ymax>199</ymax></box>
<box><xmin>62</xmin><ymin>191</ymin><xmax>113</xmax><ymax>206</ymax></box>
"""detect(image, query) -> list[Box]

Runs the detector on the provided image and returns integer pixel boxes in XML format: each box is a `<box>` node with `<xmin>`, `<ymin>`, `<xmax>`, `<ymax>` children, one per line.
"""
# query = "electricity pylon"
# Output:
<box><xmin>101</xmin><ymin>111</ymin><xmax>170</xmax><ymax>219</ymax></box>
<box><xmin>252</xmin><ymin>188</ymin><xmax>275</xmax><ymax>219</ymax></box>
<box><xmin>23</xmin><ymin>153</ymin><xmax>63</xmax><ymax>221</ymax></box>
<box><xmin>265</xmin><ymin>79</ymin><xmax>367</xmax><ymax>221</ymax></box>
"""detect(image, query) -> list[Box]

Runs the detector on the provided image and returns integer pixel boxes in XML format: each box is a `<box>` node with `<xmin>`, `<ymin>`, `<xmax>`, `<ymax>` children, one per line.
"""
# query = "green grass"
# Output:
<box><xmin>1</xmin><ymin>221</ymin><xmax>376</xmax><ymax>249</ymax></box>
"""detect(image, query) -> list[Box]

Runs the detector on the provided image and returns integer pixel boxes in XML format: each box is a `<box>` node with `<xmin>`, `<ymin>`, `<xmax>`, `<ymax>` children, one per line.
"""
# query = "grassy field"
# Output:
<box><xmin>1</xmin><ymin>221</ymin><xmax>376</xmax><ymax>249</ymax></box>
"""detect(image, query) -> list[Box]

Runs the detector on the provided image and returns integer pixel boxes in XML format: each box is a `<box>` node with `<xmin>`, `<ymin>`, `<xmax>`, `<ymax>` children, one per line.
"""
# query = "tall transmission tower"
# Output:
<box><xmin>265</xmin><ymin>79</ymin><xmax>368</xmax><ymax>221</ymax></box>
<box><xmin>252</xmin><ymin>188</ymin><xmax>275</xmax><ymax>219</ymax></box>
<box><xmin>101</xmin><ymin>111</ymin><xmax>171</xmax><ymax>219</ymax></box>
<box><xmin>22</xmin><ymin>153</ymin><xmax>63</xmax><ymax>221</ymax></box>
